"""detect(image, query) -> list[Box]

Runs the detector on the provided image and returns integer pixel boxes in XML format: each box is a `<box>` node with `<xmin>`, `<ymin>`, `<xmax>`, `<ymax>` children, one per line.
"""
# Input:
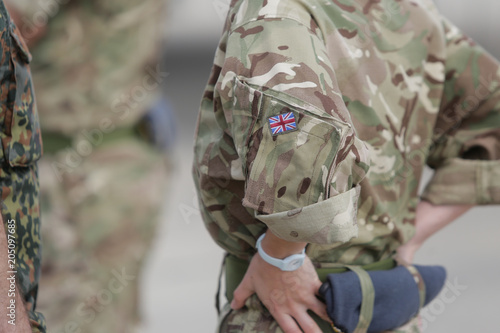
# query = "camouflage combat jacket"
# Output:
<box><xmin>0</xmin><ymin>2</ymin><xmax>45</xmax><ymax>331</ymax></box>
<box><xmin>193</xmin><ymin>0</ymin><xmax>500</xmax><ymax>265</ymax></box>
<box><xmin>7</xmin><ymin>0</ymin><xmax>166</xmax><ymax>135</ymax></box>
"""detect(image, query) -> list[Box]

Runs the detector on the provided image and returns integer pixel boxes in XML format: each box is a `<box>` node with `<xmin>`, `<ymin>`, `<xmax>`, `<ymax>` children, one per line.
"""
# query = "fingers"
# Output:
<box><xmin>231</xmin><ymin>276</ymin><xmax>254</xmax><ymax>310</ymax></box>
<box><xmin>273</xmin><ymin>313</ymin><xmax>303</xmax><ymax>333</ymax></box>
<box><xmin>308</xmin><ymin>298</ymin><xmax>331</xmax><ymax>324</ymax></box>
<box><xmin>270</xmin><ymin>291</ymin><xmax>327</xmax><ymax>333</ymax></box>
<box><xmin>230</xmin><ymin>254</ymin><xmax>329</xmax><ymax>332</ymax></box>
<box><xmin>310</xmin><ymin>280</ymin><xmax>331</xmax><ymax>323</ymax></box>
<box><xmin>294</xmin><ymin>311</ymin><xmax>323</xmax><ymax>333</ymax></box>
<box><xmin>273</xmin><ymin>306</ymin><xmax>323</xmax><ymax>333</ymax></box>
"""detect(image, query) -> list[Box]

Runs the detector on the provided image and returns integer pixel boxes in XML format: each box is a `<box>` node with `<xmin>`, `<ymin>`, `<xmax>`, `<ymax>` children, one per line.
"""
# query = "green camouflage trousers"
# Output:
<box><xmin>36</xmin><ymin>136</ymin><xmax>169</xmax><ymax>333</ymax></box>
<box><xmin>217</xmin><ymin>295</ymin><xmax>422</xmax><ymax>333</ymax></box>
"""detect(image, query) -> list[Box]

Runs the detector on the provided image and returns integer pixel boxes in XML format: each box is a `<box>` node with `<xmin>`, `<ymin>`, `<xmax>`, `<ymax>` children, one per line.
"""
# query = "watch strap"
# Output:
<box><xmin>256</xmin><ymin>233</ymin><xmax>306</xmax><ymax>271</ymax></box>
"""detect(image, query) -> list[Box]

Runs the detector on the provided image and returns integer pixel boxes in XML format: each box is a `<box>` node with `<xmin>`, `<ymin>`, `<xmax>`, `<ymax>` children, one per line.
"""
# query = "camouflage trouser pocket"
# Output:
<box><xmin>217</xmin><ymin>303</ymin><xmax>234</xmax><ymax>333</ymax></box>
<box><xmin>217</xmin><ymin>295</ymin><xmax>284</xmax><ymax>333</ymax></box>
<box><xmin>216</xmin><ymin>297</ymin><xmax>422</xmax><ymax>333</ymax></box>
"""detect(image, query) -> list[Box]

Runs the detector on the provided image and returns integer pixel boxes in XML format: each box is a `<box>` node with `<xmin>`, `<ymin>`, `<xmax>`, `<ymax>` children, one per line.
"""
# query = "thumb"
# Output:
<box><xmin>230</xmin><ymin>276</ymin><xmax>254</xmax><ymax>310</ymax></box>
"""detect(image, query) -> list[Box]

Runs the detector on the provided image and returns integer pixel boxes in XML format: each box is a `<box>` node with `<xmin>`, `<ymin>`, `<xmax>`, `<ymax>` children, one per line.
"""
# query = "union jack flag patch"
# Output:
<box><xmin>268</xmin><ymin>112</ymin><xmax>297</xmax><ymax>136</ymax></box>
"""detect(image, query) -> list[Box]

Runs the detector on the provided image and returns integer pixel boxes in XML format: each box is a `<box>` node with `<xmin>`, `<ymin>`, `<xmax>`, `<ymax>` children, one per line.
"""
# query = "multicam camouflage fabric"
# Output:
<box><xmin>6</xmin><ymin>0</ymin><xmax>168</xmax><ymax>332</ymax></box>
<box><xmin>217</xmin><ymin>298</ymin><xmax>422</xmax><ymax>333</ymax></box>
<box><xmin>10</xmin><ymin>0</ymin><xmax>166</xmax><ymax>135</ymax></box>
<box><xmin>193</xmin><ymin>0</ymin><xmax>500</xmax><ymax>331</ymax></box>
<box><xmin>36</xmin><ymin>138</ymin><xmax>168</xmax><ymax>333</ymax></box>
<box><xmin>0</xmin><ymin>2</ymin><xmax>45</xmax><ymax>331</ymax></box>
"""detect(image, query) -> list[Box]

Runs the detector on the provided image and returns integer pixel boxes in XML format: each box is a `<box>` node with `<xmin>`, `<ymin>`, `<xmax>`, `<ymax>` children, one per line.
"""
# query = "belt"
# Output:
<box><xmin>220</xmin><ymin>254</ymin><xmax>396</xmax><ymax>332</ymax></box>
<box><xmin>42</xmin><ymin>127</ymin><xmax>137</xmax><ymax>155</ymax></box>
<box><xmin>224</xmin><ymin>254</ymin><xmax>396</xmax><ymax>304</ymax></box>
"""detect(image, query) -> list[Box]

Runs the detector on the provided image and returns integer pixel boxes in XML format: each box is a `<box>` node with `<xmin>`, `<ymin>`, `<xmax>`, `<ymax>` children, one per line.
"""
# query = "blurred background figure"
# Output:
<box><xmin>5</xmin><ymin>1</ymin><xmax>172</xmax><ymax>332</ymax></box>
<box><xmin>145</xmin><ymin>0</ymin><xmax>500</xmax><ymax>332</ymax></box>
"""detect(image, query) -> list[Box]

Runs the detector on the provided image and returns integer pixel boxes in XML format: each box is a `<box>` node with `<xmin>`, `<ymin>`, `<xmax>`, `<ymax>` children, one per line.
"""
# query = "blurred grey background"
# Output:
<box><xmin>142</xmin><ymin>1</ymin><xmax>500</xmax><ymax>332</ymax></box>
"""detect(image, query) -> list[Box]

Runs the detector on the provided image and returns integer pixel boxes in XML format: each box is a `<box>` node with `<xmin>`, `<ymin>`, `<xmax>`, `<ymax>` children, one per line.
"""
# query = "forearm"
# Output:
<box><xmin>0</xmin><ymin>216</ymin><xmax>31</xmax><ymax>331</ymax></box>
<box><xmin>411</xmin><ymin>200</ymin><xmax>473</xmax><ymax>246</ymax></box>
<box><xmin>398</xmin><ymin>200</ymin><xmax>473</xmax><ymax>262</ymax></box>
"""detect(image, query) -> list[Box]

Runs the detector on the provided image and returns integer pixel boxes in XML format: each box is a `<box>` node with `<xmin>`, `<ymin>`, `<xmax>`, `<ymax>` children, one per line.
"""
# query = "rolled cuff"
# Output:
<box><xmin>256</xmin><ymin>185</ymin><xmax>360</xmax><ymax>244</ymax></box>
<box><xmin>422</xmin><ymin>158</ymin><xmax>500</xmax><ymax>205</ymax></box>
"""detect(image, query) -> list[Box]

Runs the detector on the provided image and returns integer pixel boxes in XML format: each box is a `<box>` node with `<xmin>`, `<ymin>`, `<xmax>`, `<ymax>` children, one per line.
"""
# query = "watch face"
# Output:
<box><xmin>290</xmin><ymin>259</ymin><xmax>302</xmax><ymax>268</ymax></box>
<box><xmin>286</xmin><ymin>257</ymin><xmax>304</xmax><ymax>271</ymax></box>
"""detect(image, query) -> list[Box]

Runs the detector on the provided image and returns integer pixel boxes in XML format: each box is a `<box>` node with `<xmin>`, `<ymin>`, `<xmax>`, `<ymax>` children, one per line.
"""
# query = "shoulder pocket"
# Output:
<box><xmin>0</xmin><ymin>22</ymin><xmax>42</xmax><ymax>167</ymax></box>
<box><xmin>236</xmin><ymin>78</ymin><xmax>355</xmax><ymax>215</ymax></box>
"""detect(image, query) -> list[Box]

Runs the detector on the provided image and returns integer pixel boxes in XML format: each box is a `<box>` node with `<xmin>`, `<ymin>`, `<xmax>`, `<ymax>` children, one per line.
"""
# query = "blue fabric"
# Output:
<box><xmin>320</xmin><ymin>265</ymin><xmax>446</xmax><ymax>333</ymax></box>
<box><xmin>141</xmin><ymin>97</ymin><xmax>177</xmax><ymax>150</ymax></box>
<box><xmin>416</xmin><ymin>265</ymin><xmax>447</xmax><ymax>306</ymax></box>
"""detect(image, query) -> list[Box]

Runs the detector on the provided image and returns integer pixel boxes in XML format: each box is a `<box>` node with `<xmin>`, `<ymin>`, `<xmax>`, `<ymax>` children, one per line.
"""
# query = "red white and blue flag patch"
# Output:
<box><xmin>268</xmin><ymin>112</ymin><xmax>297</xmax><ymax>135</ymax></box>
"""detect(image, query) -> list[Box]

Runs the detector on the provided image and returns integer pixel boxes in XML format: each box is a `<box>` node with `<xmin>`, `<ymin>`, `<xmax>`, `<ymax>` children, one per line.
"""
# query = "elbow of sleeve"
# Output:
<box><xmin>422</xmin><ymin>158</ymin><xmax>500</xmax><ymax>205</ymax></box>
<box><xmin>241</xmin><ymin>116</ymin><xmax>370</xmax><ymax>244</ymax></box>
<box><xmin>234</xmin><ymin>77</ymin><xmax>371</xmax><ymax>244</ymax></box>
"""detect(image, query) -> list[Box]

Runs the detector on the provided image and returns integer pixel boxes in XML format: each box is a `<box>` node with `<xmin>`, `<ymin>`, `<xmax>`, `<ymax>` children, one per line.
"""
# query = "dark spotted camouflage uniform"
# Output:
<box><xmin>193</xmin><ymin>0</ymin><xmax>500</xmax><ymax>332</ymax></box>
<box><xmin>0</xmin><ymin>1</ymin><xmax>45</xmax><ymax>331</ymax></box>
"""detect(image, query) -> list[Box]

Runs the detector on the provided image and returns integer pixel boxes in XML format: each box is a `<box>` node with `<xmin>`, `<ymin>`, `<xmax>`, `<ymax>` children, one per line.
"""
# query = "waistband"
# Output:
<box><xmin>223</xmin><ymin>254</ymin><xmax>396</xmax><ymax>303</ymax></box>
<box><xmin>42</xmin><ymin>126</ymin><xmax>137</xmax><ymax>155</ymax></box>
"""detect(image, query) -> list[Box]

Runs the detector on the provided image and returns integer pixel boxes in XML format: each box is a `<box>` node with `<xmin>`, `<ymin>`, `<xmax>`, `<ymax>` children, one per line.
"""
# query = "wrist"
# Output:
<box><xmin>261</xmin><ymin>230</ymin><xmax>307</xmax><ymax>258</ymax></box>
<box><xmin>256</xmin><ymin>232</ymin><xmax>307</xmax><ymax>271</ymax></box>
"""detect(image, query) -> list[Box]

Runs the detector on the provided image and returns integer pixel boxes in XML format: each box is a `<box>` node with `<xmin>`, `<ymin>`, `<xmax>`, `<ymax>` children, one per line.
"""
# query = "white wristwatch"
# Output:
<box><xmin>256</xmin><ymin>233</ymin><xmax>306</xmax><ymax>271</ymax></box>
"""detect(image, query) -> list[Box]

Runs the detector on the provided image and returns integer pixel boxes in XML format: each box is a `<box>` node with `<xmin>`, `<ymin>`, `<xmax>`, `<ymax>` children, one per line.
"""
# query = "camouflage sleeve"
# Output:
<box><xmin>0</xmin><ymin>5</ymin><xmax>45</xmax><ymax>331</ymax></box>
<box><xmin>422</xmin><ymin>16</ymin><xmax>500</xmax><ymax>205</ymax></box>
<box><xmin>215</xmin><ymin>10</ymin><xmax>370</xmax><ymax>244</ymax></box>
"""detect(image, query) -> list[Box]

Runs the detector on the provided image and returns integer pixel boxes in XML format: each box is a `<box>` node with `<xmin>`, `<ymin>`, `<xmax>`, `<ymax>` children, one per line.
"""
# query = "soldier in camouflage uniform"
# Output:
<box><xmin>0</xmin><ymin>1</ymin><xmax>45</xmax><ymax>331</ymax></box>
<box><xmin>193</xmin><ymin>0</ymin><xmax>500</xmax><ymax>332</ymax></box>
<box><xmin>6</xmin><ymin>0</ymin><xmax>170</xmax><ymax>332</ymax></box>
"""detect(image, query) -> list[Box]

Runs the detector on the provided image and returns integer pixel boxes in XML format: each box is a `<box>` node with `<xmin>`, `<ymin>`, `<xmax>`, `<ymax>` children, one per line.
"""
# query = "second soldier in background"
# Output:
<box><xmin>6</xmin><ymin>1</ymin><xmax>172</xmax><ymax>332</ymax></box>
